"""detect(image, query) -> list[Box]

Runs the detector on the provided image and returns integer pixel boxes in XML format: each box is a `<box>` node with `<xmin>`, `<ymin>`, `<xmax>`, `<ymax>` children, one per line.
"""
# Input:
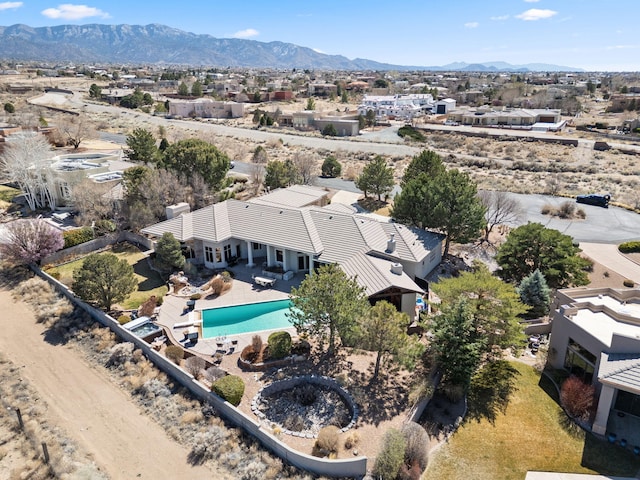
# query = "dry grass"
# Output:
<box><xmin>424</xmin><ymin>362</ymin><xmax>640</xmax><ymax>480</ymax></box>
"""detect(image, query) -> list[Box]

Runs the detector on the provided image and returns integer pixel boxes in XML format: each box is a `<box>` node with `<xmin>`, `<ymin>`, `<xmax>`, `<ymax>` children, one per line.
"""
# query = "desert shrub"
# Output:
<box><xmin>619</xmin><ymin>241</ymin><xmax>640</xmax><ymax>253</ymax></box>
<box><xmin>541</xmin><ymin>204</ymin><xmax>553</xmax><ymax>215</ymax></box>
<box><xmin>210</xmin><ymin>277</ymin><xmax>225</xmax><ymax>296</ymax></box>
<box><xmin>344</xmin><ymin>431</ymin><xmax>360</xmax><ymax>450</ymax></box>
<box><xmin>221</xmin><ymin>270</ymin><xmax>234</xmax><ymax>282</ymax></box>
<box><xmin>557</xmin><ymin>201</ymin><xmax>576</xmax><ymax>219</ymax></box>
<box><xmin>156</xmin><ymin>296</ymin><xmax>164</xmax><ymax>306</ymax></box>
<box><xmin>241</xmin><ymin>345</ymin><xmax>258</xmax><ymax>363</ymax></box>
<box><xmin>560</xmin><ymin>375</ymin><xmax>596</xmax><ymax>422</ymax></box>
<box><xmin>398</xmin><ymin>125</ymin><xmax>425</xmax><ymax>142</ymax></box>
<box><xmin>204</xmin><ymin>366</ymin><xmax>226</xmax><ymax>384</ymax></box>
<box><xmin>374</xmin><ymin>428</ymin><xmax>406</xmax><ymax>480</ymax></box>
<box><xmin>623</xmin><ymin>278</ymin><xmax>635</xmax><ymax>287</ymax></box>
<box><xmin>283</xmin><ymin>414</ymin><xmax>306</xmax><ymax>432</ymax></box>
<box><xmin>401</xmin><ymin>421</ymin><xmax>430</xmax><ymax>472</ymax></box>
<box><xmin>63</xmin><ymin>226</ymin><xmax>94</xmax><ymax>248</ymax></box>
<box><xmin>251</xmin><ymin>335</ymin><xmax>263</xmax><ymax>353</ymax></box>
<box><xmin>313</xmin><ymin>426</ymin><xmax>340</xmax><ymax>457</ymax></box>
<box><xmin>212</xmin><ymin>375</ymin><xmax>245</xmax><ymax>406</ymax></box>
<box><xmin>267</xmin><ymin>331</ymin><xmax>292</xmax><ymax>359</ymax></box>
<box><xmin>117</xmin><ymin>314</ymin><xmax>132</xmax><ymax>325</ymax></box>
<box><xmin>185</xmin><ymin>356</ymin><xmax>206</xmax><ymax>378</ymax></box>
<box><xmin>48</xmin><ymin>270</ymin><xmax>61</xmax><ymax>280</ymax></box>
<box><xmin>165</xmin><ymin>345</ymin><xmax>184</xmax><ymax>364</ymax></box>
<box><xmin>190</xmin><ymin>293</ymin><xmax>202</xmax><ymax>300</ymax></box>
<box><xmin>138</xmin><ymin>295</ymin><xmax>157</xmax><ymax>317</ymax></box>
<box><xmin>575</xmin><ymin>208</ymin><xmax>586</xmax><ymax>219</ymax></box>
<box><xmin>106</xmin><ymin>342</ymin><xmax>134</xmax><ymax>367</ymax></box>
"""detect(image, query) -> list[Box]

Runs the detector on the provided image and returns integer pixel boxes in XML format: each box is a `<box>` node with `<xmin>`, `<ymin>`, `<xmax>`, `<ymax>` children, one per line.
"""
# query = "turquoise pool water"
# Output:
<box><xmin>201</xmin><ymin>299</ymin><xmax>294</xmax><ymax>338</ymax></box>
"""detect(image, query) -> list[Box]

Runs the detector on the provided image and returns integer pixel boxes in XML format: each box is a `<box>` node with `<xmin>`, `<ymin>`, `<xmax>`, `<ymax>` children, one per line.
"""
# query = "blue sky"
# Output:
<box><xmin>0</xmin><ymin>1</ymin><xmax>638</xmax><ymax>71</ymax></box>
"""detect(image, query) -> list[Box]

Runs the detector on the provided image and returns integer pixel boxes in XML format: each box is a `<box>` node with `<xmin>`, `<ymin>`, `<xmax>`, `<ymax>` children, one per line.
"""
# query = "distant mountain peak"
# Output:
<box><xmin>0</xmin><ymin>23</ymin><xmax>584</xmax><ymax>72</ymax></box>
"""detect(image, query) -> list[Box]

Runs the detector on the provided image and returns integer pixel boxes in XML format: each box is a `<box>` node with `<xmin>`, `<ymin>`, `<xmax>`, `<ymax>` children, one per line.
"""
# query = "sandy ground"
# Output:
<box><xmin>0</xmin><ymin>287</ymin><xmax>225</xmax><ymax>480</ymax></box>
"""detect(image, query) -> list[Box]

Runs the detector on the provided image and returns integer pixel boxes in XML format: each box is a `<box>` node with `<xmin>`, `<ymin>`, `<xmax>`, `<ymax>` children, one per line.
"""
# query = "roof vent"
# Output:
<box><xmin>390</xmin><ymin>262</ymin><xmax>403</xmax><ymax>275</ymax></box>
<box><xmin>386</xmin><ymin>234</ymin><xmax>396</xmax><ymax>253</ymax></box>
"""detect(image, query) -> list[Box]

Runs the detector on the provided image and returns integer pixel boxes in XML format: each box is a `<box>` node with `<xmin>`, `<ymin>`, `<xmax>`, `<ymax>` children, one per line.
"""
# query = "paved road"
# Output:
<box><xmin>579</xmin><ymin>243</ymin><xmax>640</xmax><ymax>284</ymax></box>
<box><xmin>504</xmin><ymin>192</ymin><xmax>640</xmax><ymax>244</ymax></box>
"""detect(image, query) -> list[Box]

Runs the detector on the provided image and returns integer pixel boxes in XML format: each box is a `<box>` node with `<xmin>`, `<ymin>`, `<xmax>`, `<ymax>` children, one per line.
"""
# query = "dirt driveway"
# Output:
<box><xmin>0</xmin><ymin>288</ymin><xmax>225</xmax><ymax>479</ymax></box>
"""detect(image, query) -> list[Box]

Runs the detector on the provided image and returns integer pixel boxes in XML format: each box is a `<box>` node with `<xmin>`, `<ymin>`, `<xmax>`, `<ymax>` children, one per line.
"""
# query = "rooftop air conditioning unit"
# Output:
<box><xmin>390</xmin><ymin>263</ymin><xmax>403</xmax><ymax>275</ymax></box>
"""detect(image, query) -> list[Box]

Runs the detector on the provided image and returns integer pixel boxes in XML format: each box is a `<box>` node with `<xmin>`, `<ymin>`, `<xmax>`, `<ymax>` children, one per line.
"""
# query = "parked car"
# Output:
<box><xmin>576</xmin><ymin>193</ymin><xmax>610</xmax><ymax>208</ymax></box>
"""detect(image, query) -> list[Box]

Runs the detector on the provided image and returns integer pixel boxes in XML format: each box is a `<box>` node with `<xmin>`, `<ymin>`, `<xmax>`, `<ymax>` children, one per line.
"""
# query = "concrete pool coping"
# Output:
<box><xmin>155</xmin><ymin>262</ymin><xmax>302</xmax><ymax>358</ymax></box>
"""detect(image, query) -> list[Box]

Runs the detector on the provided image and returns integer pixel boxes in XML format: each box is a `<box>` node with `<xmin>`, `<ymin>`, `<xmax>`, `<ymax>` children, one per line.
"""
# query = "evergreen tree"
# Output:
<box><xmin>305</xmin><ymin>97</ymin><xmax>316</xmax><ymax>110</ymax></box>
<box><xmin>73</xmin><ymin>253</ymin><xmax>137</xmax><ymax>311</ymax></box>
<box><xmin>178</xmin><ymin>82</ymin><xmax>189</xmax><ymax>96</ymax></box>
<box><xmin>125</xmin><ymin>128</ymin><xmax>159</xmax><ymax>164</ymax></box>
<box><xmin>496</xmin><ymin>223</ymin><xmax>590</xmax><ymax>288</ymax></box>
<box><xmin>321</xmin><ymin>156</ymin><xmax>342</xmax><ymax>178</ymax></box>
<box><xmin>155</xmin><ymin>232</ymin><xmax>185</xmax><ymax>273</ymax></box>
<box><xmin>288</xmin><ymin>264</ymin><xmax>368</xmax><ymax>355</ymax></box>
<box><xmin>191</xmin><ymin>81</ymin><xmax>203</xmax><ymax>97</ymax></box>
<box><xmin>517</xmin><ymin>269</ymin><xmax>551</xmax><ymax>319</ymax></box>
<box><xmin>355</xmin><ymin>156</ymin><xmax>394</xmax><ymax>201</ymax></box>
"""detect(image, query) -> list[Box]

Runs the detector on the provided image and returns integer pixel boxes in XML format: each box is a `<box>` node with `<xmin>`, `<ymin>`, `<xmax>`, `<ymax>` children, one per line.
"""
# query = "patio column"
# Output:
<box><xmin>282</xmin><ymin>250</ymin><xmax>289</xmax><ymax>272</ymax></box>
<box><xmin>266</xmin><ymin>246</ymin><xmax>273</xmax><ymax>267</ymax></box>
<box><xmin>246</xmin><ymin>241</ymin><xmax>255</xmax><ymax>267</ymax></box>
<box><xmin>592</xmin><ymin>384</ymin><xmax>615</xmax><ymax>435</ymax></box>
<box><xmin>308</xmin><ymin>255</ymin><xmax>314</xmax><ymax>275</ymax></box>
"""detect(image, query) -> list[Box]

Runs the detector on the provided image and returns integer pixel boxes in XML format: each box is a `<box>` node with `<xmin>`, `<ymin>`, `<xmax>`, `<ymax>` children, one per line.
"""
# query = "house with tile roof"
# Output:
<box><xmin>141</xmin><ymin>192</ymin><xmax>444</xmax><ymax>318</ymax></box>
<box><xmin>547</xmin><ymin>287</ymin><xmax>640</xmax><ymax>438</ymax></box>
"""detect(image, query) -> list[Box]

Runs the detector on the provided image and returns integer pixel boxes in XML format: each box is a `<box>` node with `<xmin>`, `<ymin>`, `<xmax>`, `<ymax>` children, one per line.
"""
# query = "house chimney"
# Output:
<box><xmin>386</xmin><ymin>234</ymin><xmax>396</xmax><ymax>253</ymax></box>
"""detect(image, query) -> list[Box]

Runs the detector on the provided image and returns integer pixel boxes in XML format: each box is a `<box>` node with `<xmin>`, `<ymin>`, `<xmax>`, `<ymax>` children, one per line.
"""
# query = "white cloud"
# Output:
<box><xmin>41</xmin><ymin>4</ymin><xmax>110</xmax><ymax>20</ymax></box>
<box><xmin>490</xmin><ymin>15</ymin><xmax>509</xmax><ymax>21</ymax></box>
<box><xmin>0</xmin><ymin>2</ymin><xmax>23</xmax><ymax>11</ymax></box>
<box><xmin>232</xmin><ymin>28</ymin><xmax>259</xmax><ymax>39</ymax></box>
<box><xmin>464</xmin><ymin>22</ymin><xmax>479</xmax><ymax>28</ymax></box>
<box><xmin>516</xmin><ymin>8</ymin><xmax>558</xmax><ymax>21</ymax></box>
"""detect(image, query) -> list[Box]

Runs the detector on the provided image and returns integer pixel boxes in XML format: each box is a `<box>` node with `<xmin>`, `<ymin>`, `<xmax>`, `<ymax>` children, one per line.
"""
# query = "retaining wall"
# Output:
<box><xmin>32</xmin><ymin>268</ymin><xmax>367</xmax><ymax>478</ymax></box>
<box><xmin>42</xmin><ymin>231</ymin><xmax>154</xmax><ymax>266</ymax></box>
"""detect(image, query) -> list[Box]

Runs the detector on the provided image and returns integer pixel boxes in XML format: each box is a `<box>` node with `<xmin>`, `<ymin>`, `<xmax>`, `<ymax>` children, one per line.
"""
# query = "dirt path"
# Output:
<box><xmin>0</xmin><ymin>288</ymin><xmax>226</xmax><ymax>480</ymax></box>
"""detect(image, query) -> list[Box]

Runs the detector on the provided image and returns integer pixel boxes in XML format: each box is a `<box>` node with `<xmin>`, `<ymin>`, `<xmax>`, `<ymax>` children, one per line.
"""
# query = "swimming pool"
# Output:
<box><xmin>201</xmin><ymin>299</ymin><xmax>294</xmax><ymax>338</ymax></box>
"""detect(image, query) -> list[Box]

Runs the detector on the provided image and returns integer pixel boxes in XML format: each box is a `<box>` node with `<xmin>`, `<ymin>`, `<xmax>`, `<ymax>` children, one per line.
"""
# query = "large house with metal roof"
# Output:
<box><xmin>547</xmin><ymin>287</ymin><xmax>640</xmax><ymax>440</ymax></box>
<box><xmin>141</xmin><ymin>190</ymin><xmax>444</xmax><ymax>317</ymax></box>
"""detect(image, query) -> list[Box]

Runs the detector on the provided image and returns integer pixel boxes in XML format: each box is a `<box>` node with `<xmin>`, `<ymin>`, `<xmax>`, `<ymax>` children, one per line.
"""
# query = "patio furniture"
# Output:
<box><xmin>253</xmin><ymin>275</ymin><xmax>276</xmax><ymax>287</ymax></box>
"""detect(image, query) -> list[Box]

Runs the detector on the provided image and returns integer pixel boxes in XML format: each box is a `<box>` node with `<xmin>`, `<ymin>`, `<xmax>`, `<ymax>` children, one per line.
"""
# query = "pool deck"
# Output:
<box><xmin>155</xmin><ymin>262</ymin><xmax>303</xmax><ymax>358</ymax></box>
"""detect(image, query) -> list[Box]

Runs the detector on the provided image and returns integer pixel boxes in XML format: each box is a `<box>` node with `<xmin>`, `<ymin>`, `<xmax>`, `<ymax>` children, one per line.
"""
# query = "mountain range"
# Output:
<box><xmin>0</xmin><ymin>23</ymin><xmax>583</xmax><ymax>72</ymax></box>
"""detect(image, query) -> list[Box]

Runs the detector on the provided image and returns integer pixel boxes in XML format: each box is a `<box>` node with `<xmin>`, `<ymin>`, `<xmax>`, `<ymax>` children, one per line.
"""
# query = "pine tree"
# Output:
<box><xmin>517</xmin><ymin>269</ymin><xmax>551</xmax><ymax>319</ymax></box>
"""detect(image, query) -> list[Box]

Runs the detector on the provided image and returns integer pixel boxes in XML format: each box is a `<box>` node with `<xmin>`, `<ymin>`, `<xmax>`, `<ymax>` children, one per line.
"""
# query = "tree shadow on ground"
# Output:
<box><xmin>132</xmin><ymin>258</ymin><xmax>165</xmax><ymax>291</ymax></box>
<box><xmin>466</xmin><ymin>360</ymin><xmax>520</xmax><ymax>425</ymax></box>
<box><xmin>581</xmin><ymin>432</ymin><xmax>640</xmax><ymax>476</ymax></box>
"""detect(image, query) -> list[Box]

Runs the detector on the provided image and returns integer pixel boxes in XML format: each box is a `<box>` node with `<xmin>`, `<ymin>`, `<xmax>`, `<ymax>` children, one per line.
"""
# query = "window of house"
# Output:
<box><xmin>215</xmin><ymin>248</ymin><xmax>222</xmax><ymax>263</ymax></box>
<box><xmin>564</xmin><ymin>338</ymin><xmax>596</xmax><ymax>383</ymax></box>
<box><xmin>252</xmin><ymin>242</ymin><xmax>263</xmax><ymax>250</ymax></box>
<box><xmin>615</xmin><ymin>390</ymin><xmax>640</xmax><ymax>418</ymax></box>
<box><xmin>224</xmin><ymin>244</ymin><xmax>232</xmax><ymax>261</ymax></box>
<box><xmin>204</xmin><ymin>246</ymin><xmax>214</xmax><ymax>263</ymax></box>
<box><xmin>59</xmin><ymin>182</ymin><xmax>71</xmax><ymax>199</ymax></box>
<box><xmin>276</xmin><ymin>249</ymin><xmax>283</xmax><ymax>263</ymax></box>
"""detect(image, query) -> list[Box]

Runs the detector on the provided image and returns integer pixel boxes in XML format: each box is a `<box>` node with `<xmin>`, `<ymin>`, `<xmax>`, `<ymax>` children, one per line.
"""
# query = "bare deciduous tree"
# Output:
<box><xmin>292</xmin><ymin>152</ymin><xmax>316</xmax><ymax>185</ymax></box>
<box><xmin>250</xmin><ymin>163</ymin><xmax>265</xmax><ymax>195</ymax></box>
<box><xmin>57</xmin><ymin>113</ymin><xmax>97</xmax><ymax>149</ymax></box>
<box><xmin>71</xmin><ymin>178</ymin><xmax>121</xmax><ymax>226</ymax></box>
<box><xmin>0</xmin><ymin>133</ymin><xmax>57</xmax><ymax>211</ymax></box>
<box><xmin>478</xmin><ymin>190</ymin><xmax>524</xmax><ymax>242</ymax></box>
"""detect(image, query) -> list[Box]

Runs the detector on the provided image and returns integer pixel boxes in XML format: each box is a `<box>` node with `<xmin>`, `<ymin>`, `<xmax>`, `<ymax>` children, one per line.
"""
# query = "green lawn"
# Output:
<box><xmin>424</xmin><ymin>362</ymin><xmax>640</xmax><ymax>480</ymax></box>
<box><xmin>0</xmin><ymin>185</ymin><xmax>20</xmax><ymax>209</ymax></box>
<box><xmin>45</xmin><ymin>243</ymin><xmax>167</xmax><ymax>310</ymax></box>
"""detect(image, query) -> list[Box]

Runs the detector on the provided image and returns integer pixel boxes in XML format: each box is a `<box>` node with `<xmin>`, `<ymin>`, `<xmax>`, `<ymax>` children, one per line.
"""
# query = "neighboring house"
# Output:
<box><xmin>281</xmin><ymin>111</ymin><xmax>360</xmax><ymax>136</ymax></box>
<box><xmin>168</xmin><ymin>98</ymin><xmax>245</xmax><ymax>119</ymax></box>
<box><xmin>48</xmin><ymin>152</ymin><xmax>125</xmax><ymax>207</ymax></box>
<box><xmin>357</xmin><ymin>94</ymin><xmax>434</xmax><ymax>121</ymax></box>
<box><xmin>547</xmin><ymin>287</ymin><xmax>640</xmax><ymax>437</ymax></box>
<box><xmin>434</xmin><ymin>98</ymin><xmax>457</xmax><ymax>115</ymax></box>
<box><xmin>141</xmin><ymin>192</ymin><xmax>444</xmax><ymax>317</ymax></box>
<box><xmin>447</xmin><ymin>106</ymin><xmax>564</xmax><ymax>131</ymax></box>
